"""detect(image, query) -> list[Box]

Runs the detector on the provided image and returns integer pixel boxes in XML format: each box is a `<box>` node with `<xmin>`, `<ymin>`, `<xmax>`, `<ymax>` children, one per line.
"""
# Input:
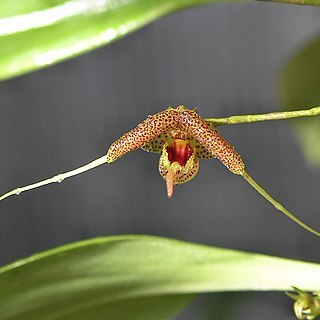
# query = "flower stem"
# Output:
<box><xmin>0</xmin><ymin>155</ymin><xmax>108</xmax><ymax>202</ymax></box>
<box><xmin>206</xmin><ymin>106</ymin><xmax>320</xmax><ymax>127</ymax></box>
<box><xmin>242</xmin><ymin>171</ymin><xmax>320</xmax><ymax>237</ymax></box>
<box><xmin>258</xmin><ymin>0</ymin><xmax>320</xmax><ymax>6</ymax></box>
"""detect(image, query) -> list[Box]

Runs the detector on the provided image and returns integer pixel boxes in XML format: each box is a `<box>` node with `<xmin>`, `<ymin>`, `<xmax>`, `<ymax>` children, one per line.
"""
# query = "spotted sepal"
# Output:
<box><xmin>178</xmin><ymin>108</ymin><xmax>245</xmax><ymax>175</ymax></box>
<box><xmin>106</xmin><ymin>108</ymin><xmax>179</xmax><ymax>163</ymax></box>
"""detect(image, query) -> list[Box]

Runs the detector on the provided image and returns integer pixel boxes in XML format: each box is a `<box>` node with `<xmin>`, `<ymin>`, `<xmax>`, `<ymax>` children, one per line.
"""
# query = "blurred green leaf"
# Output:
<box><xmin>1</xmin><ymin>235</ymin><xmax>320</xmax><ymax>319</ymax></box>
<box><xmin>280</xmin><ymin>36</ymin><xmax>320</xmax><ymax>168</ymax></box>
<box><xmin>0</xmin><ymin>0</ymin><xmax>235</xmax><ymax>80</ymax></box>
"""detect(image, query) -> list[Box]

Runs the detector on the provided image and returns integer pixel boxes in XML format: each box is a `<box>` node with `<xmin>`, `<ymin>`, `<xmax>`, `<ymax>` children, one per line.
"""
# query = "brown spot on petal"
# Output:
<box><xmin>179</xmin><ymin>108</ymin><xmax>245</xmax><ymax>175</ymax></box>
<box><xmin>106</xmin><ymin>109</ymin><xmax>179</xmax><ymax>163</ymax></box>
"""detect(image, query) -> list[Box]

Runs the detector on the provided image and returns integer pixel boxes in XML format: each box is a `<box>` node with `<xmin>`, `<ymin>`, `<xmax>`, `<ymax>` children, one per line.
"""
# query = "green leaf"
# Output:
<box><xmin>0</xmin><ymin>0</ymin><xmax>235</xmax><ymax>80</ymax></box>
<box><xmin>1</xmin><ymin>235</ymin><xmax>320</xmax><ymax>320</ymax></box>
<box><xmin>279</xmin><ymin>35</ymin><xmax>320</xmax><ymax>168</ymax></box>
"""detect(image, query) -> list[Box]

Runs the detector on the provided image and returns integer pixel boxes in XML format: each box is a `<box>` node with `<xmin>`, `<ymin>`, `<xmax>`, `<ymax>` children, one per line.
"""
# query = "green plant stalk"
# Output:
<box><xmin>206</xmin><ymin>106</ymin><xmax>320</xmax><ymax>126</ymax></box>
<box><xmin>259</xmin><ymin>0</ymin><xmax>320</xmax><ymax>5</ymax></box>
<box><xmin>0</xmin><ymin>155</ymin><xmax>108</xmax><ymax>202</ymax></box>
<box><xmin>0</xmin><ymin>106</ymin><xmax>319</xmax><ymax>203</ymax></box>
<box><xmin>242</xmin><ymin>171</ymin><xmax>320</xmax><ymax>237</ymax></box>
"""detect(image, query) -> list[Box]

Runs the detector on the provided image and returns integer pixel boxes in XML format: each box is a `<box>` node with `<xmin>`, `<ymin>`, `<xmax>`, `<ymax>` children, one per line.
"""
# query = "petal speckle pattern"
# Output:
<box><xmin>178</xmin><ymin>107</ymin><xmax>245</xmax><ymax>175</ymax></box>
<box><xmin>106</xmin><ymin>108</ymin><xmax>179</xmax><ymax>163</ymax></box>
<box><xmin>106</xmin><ymin>106</ymin><xmax>245</xmax><ymax>196</ymax></box>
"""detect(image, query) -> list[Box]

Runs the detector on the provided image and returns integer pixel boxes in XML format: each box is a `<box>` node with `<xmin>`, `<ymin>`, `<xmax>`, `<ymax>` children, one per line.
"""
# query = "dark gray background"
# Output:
<box><xmin>1</xmin><ymin>2</ymin><xmax>320</xmax><ymax>319</ymax></box>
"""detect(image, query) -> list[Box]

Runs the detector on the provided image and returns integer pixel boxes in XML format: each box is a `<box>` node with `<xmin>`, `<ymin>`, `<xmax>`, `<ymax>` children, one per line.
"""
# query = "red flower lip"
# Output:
<box><xmin>166</xmin><ymin>139</ymin><xmax>193</xmax><ymax>167</ymax></box>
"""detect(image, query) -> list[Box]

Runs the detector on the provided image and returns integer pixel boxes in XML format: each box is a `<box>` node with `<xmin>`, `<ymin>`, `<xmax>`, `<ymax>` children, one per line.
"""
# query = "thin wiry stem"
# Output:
<box><xmin>206</xmin><ymin>106</ymin><xmax>320</xmax><ymax>127</ymax></box>
<box><xmin>242</xmin><ymin>171</ymin><xmax>320</xmax><ymax>237</ymax></box>
<box><xmin>0</xmin><ymin>155</ymin><xmax>108</xmax><ymax>202</ymax></box>
<box><xmin>258</xmin><ymin>0</ymin><xmax>320</xmax><ymax>6</ymax></box>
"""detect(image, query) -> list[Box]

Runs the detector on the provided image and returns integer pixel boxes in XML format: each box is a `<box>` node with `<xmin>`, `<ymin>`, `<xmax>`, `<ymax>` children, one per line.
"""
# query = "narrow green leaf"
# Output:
<box><xmin>279</xmin><ymin>35</ymin><xmax>320</xmax><ymax>168</ymax></box>
<box><xmin>1</xmin><ymin>235</ymin><xmax>320</xmax><ymax>319</ymax></box>
<box><xmin>0</xmin><ymin>0</ymin><xmax>240</xmax><ymax>80</ymax></box>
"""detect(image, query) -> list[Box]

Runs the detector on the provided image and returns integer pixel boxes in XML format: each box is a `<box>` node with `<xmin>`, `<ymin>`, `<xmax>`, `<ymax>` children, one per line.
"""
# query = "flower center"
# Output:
<box><xmin>166</xmin><ymin>139</ymin><xmax>193</xmax><ymax>166</ymax></box>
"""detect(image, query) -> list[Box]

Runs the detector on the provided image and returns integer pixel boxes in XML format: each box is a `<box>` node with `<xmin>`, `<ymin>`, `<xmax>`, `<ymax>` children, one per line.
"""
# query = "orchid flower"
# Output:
<box><xmin>106</xmin><ymin>106</ymin><xmax>244</xmax><ymax>197</ymax></box>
